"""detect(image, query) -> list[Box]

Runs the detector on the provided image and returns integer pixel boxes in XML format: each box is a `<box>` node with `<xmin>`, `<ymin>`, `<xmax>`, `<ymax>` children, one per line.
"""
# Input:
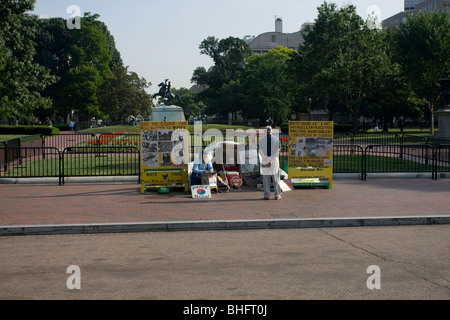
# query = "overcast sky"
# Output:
<box><xmin>31</xmin><ymin>0</ymin><xmax>404</xmax><ymax>92</ymax></box>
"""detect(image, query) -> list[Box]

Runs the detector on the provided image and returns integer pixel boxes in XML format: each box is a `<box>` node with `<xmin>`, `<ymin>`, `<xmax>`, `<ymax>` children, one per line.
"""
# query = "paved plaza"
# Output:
<box><xmin>0</xmin><ymin>177</ymin><xmax>449</xmax><ymax>235</ymax></box>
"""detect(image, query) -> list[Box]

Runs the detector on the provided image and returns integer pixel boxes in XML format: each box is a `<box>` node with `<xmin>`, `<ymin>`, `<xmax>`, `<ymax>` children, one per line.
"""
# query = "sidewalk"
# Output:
<box><xmin>0</xmin><ymin>177</ymin><xmax>449</xmax><ymax>236</ymax></box>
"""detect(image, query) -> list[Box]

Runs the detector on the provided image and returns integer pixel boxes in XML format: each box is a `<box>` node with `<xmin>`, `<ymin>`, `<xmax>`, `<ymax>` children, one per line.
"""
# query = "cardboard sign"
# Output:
<box><xmin>191</xmin><ymin>185</ymin><xmax>212</xmax><ymax>199</ymax></box>
<box><xmin>201</xmin><ymin>173</ymin><xmax>218</xmax><ymax>187</ymax></box>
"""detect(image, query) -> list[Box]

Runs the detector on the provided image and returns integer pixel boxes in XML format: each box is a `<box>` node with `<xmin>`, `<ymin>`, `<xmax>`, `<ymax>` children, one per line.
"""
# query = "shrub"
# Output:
<box><xmin>0</xmin><ymin>125</ymin><xmax>60</xmax><ymax>136</ymax></box>
<box><xmin>280</xmin><ymin>123</ymin><xmax>289</xmax><ymax>133</ymax></box>
<box><xmin>334</xmin><ymin>124</ymin><xmax>353</xmax><ymax>133</ymax></box>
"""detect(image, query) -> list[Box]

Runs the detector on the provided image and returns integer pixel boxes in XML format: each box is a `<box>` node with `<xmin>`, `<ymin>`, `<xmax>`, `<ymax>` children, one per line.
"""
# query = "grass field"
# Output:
<box><xmin>1</xmin><ymin>155</ymin><xmax>140</xmax><ymax>177</ymax></box>
<box><xmin>3</xmin><ymin>153</ymin><xmax>444</xmax><ymax>178</ymax></box>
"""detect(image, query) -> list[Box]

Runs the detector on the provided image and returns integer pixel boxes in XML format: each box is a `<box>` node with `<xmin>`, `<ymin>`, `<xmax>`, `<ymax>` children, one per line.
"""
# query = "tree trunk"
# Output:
<box><xmin>352</xmin><ymin>115</ymin><xmax>359</xmax><ymax>134</ymax></box>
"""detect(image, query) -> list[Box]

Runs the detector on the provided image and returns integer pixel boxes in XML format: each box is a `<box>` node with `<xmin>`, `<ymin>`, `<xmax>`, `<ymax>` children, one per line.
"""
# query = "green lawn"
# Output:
<box><xmin>333</xmin><ymin>154</ymin><xmax>441</xmax><ymax>172</ymax></box>
<box><xmin>0</xmin><ymin>135</ymin><xmax>22</xmax><ymax>141</ymax></box>
<box><xmin>3</xmin><ymin>153</ymin><xmax>445</xmax><ymax>178</ymax></box>
<box><xmin>1</xmin><ymin>155</ymin><xmax>139</xmax><ymax>177</ymax></box>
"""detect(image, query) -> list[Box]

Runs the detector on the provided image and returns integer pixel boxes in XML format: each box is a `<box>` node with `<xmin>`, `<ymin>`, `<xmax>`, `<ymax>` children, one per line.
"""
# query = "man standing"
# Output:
<box><xmin>259</xmin><ymin>126</ymin><xmax>282</xmax><ymax>200</ymax></box>
<box><xmin>69</xmin><ymin>120</ymin><xmax>74</xmax><ymax>132</ymax></box>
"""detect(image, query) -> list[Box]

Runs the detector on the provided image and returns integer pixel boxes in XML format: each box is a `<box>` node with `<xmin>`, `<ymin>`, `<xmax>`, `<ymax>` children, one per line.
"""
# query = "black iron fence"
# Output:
<box><xmin>61</xmin><ymin>146</ymin><xmax>140</xmax><ymax>185</ymax></box>
<box><xmin>0</xmin><ymin>147</ymin><xmax>62</xmax><ymax>183</ymax></box>
<box><xmin>1</xmin><ymin>146</ymin><xmax>140</xmax><ymax>185</ymax></box>
<box><xmin>1</xmin><ymin>133</ymin><xmax>449</xmax><ymax>184</ymax></box>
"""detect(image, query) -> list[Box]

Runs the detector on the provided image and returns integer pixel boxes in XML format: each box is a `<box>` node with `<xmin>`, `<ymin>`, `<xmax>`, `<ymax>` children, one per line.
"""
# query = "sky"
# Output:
<box><xmin>30</xmin><ymin>0</ymin><xmax>405</xmax><ymax>93</ymax></box>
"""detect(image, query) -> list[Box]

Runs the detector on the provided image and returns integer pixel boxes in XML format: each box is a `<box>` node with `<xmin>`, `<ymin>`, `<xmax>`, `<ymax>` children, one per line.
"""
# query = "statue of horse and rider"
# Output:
<box><xmin>152</xmin><ymin>79</ymin><xmax>182</xmax><ymax>105</ymax></box>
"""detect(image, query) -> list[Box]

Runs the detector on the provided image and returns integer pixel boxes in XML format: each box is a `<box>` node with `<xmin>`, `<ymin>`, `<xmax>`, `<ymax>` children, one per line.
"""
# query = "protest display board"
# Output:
<box><xmin>140</xmin><ymin>121</ymin><xmax>189</xmax><ymax>193</ymax></box>
<box><xmin>191</xmin><ymin>185</ymin><xmax>212</xmax><ymax>199</ymax></box>
<box><xmin>288</xmin><ymin>121</ymin><xmax>334</xmax><ymax>189</ymax></box>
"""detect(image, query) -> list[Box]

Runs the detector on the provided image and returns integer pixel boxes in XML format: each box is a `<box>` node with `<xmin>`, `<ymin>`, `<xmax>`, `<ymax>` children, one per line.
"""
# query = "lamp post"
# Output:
<box><xmin>362</xmin><ymin>93</ymin><xmax>366</xmax><ymax>132</ymax></box>
<box><xmin>308</xmin><ymin>98</ymin><xmax>312</xmax><ymax>121</ymax></box>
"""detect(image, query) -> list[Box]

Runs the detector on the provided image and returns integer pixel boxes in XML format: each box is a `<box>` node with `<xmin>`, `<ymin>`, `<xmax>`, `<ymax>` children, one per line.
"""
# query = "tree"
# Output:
<box><xmin>241</xmin><ymin>46</ymin><xmax>298</xmax><ymax>124</ymax></box>
<box><xmin>33</xmin><ymin>17</ymin><xmax>71</xmax><ymax>121</ymax></box>
<box><xmin>170</xmin><ymin>87</ymin><xmax>202</xmax><ymax>119</ymax></box>
<box><xmin>49</xmin><ymin>13</ymin><xmax>112</xmax><ymax>123</ymax></box>
<box><xmin>0</xmin><ymin>0</ymin><xmax>56</xmax><ymax>122</ymax></box>
<box><xmin>191</xmin><ymin>36</ymin><xmax>250</xmax><ymax>118</ymax></box>
<box><xmin>298</xmin><ymin>2</ymin><xmax>392</xmax><ymax>132</ymax></box>
<box><xmin>366</xmin><ymin>28</ymin><xmax>416</xmax><ymax>131</ymax></box>
<box><xmin>33</xmin><ymin>13</ymin><xmax>152</xmax><ymax>124</ymax></box>
<box><xmin>98</xmin><ymin>65</ymin><xmax>153</xmax><ymax>121</ymax></box>
<box><xmin>394</xmin><ymin>10</ymin><xmax>450</xmax><ymax>134</ymax></box>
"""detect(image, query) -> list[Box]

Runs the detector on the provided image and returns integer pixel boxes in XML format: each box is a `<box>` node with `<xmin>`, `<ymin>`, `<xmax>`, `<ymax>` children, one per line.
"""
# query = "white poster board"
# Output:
<box><xmin>191</xmin><ymin>185</ymin><xmax>212</xmax><ymax>199</ymax></box>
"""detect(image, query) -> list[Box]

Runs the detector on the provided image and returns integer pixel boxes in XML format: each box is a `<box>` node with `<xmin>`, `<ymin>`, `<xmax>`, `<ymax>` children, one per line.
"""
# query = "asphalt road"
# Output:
<box><xmin>1</xmin><ymin>225</ymin><xmax>449</xmax><ymax>302</ymax></box>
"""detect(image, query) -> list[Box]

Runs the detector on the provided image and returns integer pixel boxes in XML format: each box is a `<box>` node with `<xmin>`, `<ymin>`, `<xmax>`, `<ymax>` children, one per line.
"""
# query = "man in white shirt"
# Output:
<box><xmin>258</xmin><ymin>126</ymin><xmax>282</xmax><ymax>200</ymax></box>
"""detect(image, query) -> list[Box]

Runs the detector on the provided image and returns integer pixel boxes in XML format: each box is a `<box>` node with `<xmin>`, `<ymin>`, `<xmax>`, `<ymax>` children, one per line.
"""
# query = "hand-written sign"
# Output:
<box><xmin>191</xmin><ymin>185</ymin><xmax>212</xmax><ymax>199</ymax></box>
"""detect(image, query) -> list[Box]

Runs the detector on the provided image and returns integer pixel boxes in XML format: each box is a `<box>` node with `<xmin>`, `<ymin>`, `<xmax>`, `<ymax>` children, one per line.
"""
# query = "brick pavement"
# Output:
<box><xmin>0</xmin><ymin>178</ymin><xmax>449</xmax><ymax>227</ymax></box>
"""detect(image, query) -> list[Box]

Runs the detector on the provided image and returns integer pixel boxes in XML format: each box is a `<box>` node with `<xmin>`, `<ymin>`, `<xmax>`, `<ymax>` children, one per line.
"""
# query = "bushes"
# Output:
<box><xmin>280</xmin><ymin>122</ymin><xmax>354</xmax><ymax>133</ymax></box>
<box><xmin>333</xmin><ymin>124</ymin><xmax>353</xmax><ymax>133</ymax></box>
<box><xmin>280</xmin><ymin>123</ymin><xmax>289</xmax><ymax>133</ymax></box>
<box><xmin>0</xmin><ymin>125</ymin><xmax>60</xmax><ymax>136</ymax></box>
<box><xmin>53</xmin><ymin>124</ymin><xmax>69</xmax><ymax>131</ymax></box>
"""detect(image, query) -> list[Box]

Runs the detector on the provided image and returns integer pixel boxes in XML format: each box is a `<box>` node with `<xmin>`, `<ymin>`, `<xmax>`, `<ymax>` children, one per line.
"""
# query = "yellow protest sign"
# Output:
<box><xmin>140</xmin><ymin>121</ymin><xmax>189</xmax><ymax>171</ymax></box>
<box><xmin>288</xmin><ymin>121</ymin><xmax>334</xmax><ymax>189</ymax></box>
<box><xmin>140</xmin><ymin>121</ymin><xmax>189</xmax><ymax>192</ymax></box>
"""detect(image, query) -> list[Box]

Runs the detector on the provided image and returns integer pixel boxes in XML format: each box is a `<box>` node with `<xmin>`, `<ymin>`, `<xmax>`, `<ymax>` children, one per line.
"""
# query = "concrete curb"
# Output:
<box><xmin>0</xmin><ymin>173</ymin><xmax>448</xmax><ymax>184</ymax></box>
<box><xmin>1</xmin><ymin>215</ymin><xmax>449</xmax><ymax>237</ymax></box>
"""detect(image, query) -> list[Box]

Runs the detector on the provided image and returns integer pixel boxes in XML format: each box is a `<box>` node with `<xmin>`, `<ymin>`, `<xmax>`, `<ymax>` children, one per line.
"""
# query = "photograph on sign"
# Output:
<box><xmin>140</xmin><ymin>122</ymin><xmax>189</xmax><ymax>170</ymax></box>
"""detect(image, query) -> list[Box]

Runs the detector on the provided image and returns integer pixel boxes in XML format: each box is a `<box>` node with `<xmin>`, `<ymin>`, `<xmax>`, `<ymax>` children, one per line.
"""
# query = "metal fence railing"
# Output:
<box><xmin>0</xmin><ymin>146</ymin><xmax>139</xmax><ymax>185</ymax></box>
<box><xmin>333</xmin><ymin>145</ymin><xmax>365</xmax><ymax>178</ymax></box>
<box><xmin>61</xmin><ymin>146</ymin><xmax>140</xmax><ymax>185</ymax></box>
<box><xmin>364</xmin><ymin>144</ymin><xmax>435</xmax><ymax>180</ymax></box>
<box><xmin>1</xmin><ymin>133</ymin><xmax>450</xmax><ymax>185</ymax></box>
<box><xmin>0</xmin><ymin>147</ymin><xmax>62</xmax><ymax>184</ymax></box>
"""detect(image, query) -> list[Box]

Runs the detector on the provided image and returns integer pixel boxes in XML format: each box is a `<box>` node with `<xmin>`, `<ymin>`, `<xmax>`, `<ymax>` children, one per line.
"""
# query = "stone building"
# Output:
<box><xmin>245</xmin><ymin>18</ymin><xmax>309</xmax><ymax>55</ymax></box>
<box><xmin>383</xmin><ymin>0</ymin><xmax>450</xmax><ymax>29</ymax></box>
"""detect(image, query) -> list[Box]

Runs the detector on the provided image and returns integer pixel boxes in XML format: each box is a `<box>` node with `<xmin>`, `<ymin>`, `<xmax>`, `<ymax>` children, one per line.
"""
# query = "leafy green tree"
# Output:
<box><xmin>98</xmin><ymin>65</ymin><xmax>153</xmax><ymax>121</ymax></box>
<box><xmin>33</xmin><ymin>17</ymin><xmax>71</xmax><ymax>121</ymax></box>
<box><xmin>300</xmin><ymin>3</ymin><xmax>377</xmax><ymax>132</ymax></box>
<box><xmin>394</xmin><ymin>10</ymin><xmax>450</xmax><ymax>134</ymax></box>
<box><xmin>171</xmin><ymin>87</ymin><xmax>202</xmax><ymax>119</ymax></box>
<box><xmin>0</xmin><ymin>0</ymin><xmax>56</xmax><ymax>122</ymax></box>
<box><xmin>365</xmin><ymin>28</ymin><xmax>417</xmax><ymax>131</ymax></box>
<box><xmin>191</xmin><ymin>36</ymin><xmax>250</xmax><ymax>118</ymax></box>
<box><xmin>49</xmin><ymin>13</ymin><xmax>112</xmax><ymax>123</ymax></box>
<box><xmin>34</xmin><ymin>13</ymin><xmax>152</xmax><ymax>124</ymax></box>
<box><xmin>241</xmin><ymin>46</ymin><xmax>298</xmax><ymax>124</ymax></box>
<box><xmin>61</xmin><ymin>65</ymin><xmax>104</xmax><ymax>122</ymax></box>
<box><xmin>296</xmin><ymin>2</ymin><xmax>408</xmax><ymax>132</ymax></box>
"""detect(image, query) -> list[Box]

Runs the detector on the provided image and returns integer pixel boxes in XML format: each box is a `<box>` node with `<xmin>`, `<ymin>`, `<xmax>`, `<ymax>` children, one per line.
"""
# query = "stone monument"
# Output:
<box><xmin>150</xmin><ymin>79</ymin><xmax>186</xmax><ymax>121</ymax></box>
<box><xmin>434</xmin><ymin>79</ymin><xmax>450</xmax><ymax>145</ymax></box>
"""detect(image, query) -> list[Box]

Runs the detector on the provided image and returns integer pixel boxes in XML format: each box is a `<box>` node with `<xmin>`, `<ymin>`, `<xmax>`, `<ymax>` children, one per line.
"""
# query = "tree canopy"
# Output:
<box><xmin>191</xmin><ymin>2</ymin><xmax>449</xmax><ymax>131</ymax></box>
<box><xmin>0</xmin><ymin>0</ymin><xmax>56</xmax><ymax>121</ymax></box>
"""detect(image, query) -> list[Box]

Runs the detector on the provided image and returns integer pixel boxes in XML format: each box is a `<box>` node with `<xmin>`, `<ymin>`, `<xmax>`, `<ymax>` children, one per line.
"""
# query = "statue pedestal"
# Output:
<box><xmin>434</xmin><ymin>79</ymin><xmax>450</xmax><ymax>145</ymax></box>
<box><xmin>433</xmin><ymin>107</ymin><xmax>450</xmax><ymax>145</ymax></box>
<box><xmin>150</xmin><ymin>104</ymin><xmax>186</xmax><ymax>122</ymax></box>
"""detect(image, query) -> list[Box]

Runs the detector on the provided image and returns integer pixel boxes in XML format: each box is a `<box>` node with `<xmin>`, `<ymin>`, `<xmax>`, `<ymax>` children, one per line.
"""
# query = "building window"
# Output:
<box><xmin>272</xmin><ymin>35</ymin><xmax>276</xmax><ymax>42</ymax></box>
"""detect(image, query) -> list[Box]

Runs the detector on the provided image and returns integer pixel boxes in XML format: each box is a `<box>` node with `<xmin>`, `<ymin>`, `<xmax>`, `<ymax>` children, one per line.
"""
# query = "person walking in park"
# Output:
<box><xmin>259</xmin><ymin>126</ymin><xmax>282</xmax><ymax>200</ymax></box>
<box><xmin>398</xmin><ymin>116</ymin><xmax>404</xmax><ymax>132</ymax></box>
<box><xmin>69</xmin><ymin>120</ymin><xmax>74</xmax><ymax>132</ymax></box>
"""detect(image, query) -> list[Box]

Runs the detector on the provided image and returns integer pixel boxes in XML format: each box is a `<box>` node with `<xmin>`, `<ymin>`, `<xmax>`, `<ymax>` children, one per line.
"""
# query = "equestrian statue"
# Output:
<box><xmin>152</xmin><ymin>79</ymin><xmax>182</xmax><ymax>105</ymax></box>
